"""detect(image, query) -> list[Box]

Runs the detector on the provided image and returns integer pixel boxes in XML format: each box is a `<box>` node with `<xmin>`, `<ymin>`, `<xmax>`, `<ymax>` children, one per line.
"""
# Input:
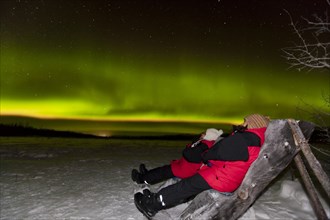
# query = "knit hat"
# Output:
<box><xmin>244</xmin><ymin>114</ymin><xmax>270</xmax><ymax>129</ymax></box>
<box><xmin>203</xmin><ymin>128</ymin><xmax>223</xmax><ymax>141</ymax></box>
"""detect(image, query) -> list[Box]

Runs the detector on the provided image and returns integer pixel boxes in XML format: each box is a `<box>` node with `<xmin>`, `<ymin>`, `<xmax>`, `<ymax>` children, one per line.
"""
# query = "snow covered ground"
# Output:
<box><xmin>0</xmin><ymin>137</ymin><xmax>329</xmax><ymax>220</ymax></box>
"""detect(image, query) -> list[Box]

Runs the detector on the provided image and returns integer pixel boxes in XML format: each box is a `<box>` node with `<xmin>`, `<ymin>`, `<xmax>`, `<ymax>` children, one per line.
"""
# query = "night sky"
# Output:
<box><xmin>1</xmin><ymin>0</ymin><xmax>329</xmax><ymax>133</ymax></box>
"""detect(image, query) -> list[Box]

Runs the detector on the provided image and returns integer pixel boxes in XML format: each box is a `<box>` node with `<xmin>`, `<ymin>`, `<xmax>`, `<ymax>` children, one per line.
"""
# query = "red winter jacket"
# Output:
<box><xmin>198</xmin><ymin>127</ymin><xmax>266</xmax><ymax>192</ymax></box>
<box><xmin>170</xmin><ymin>140</ymin><xmax>215</xmax><ymax>179</ymax></box>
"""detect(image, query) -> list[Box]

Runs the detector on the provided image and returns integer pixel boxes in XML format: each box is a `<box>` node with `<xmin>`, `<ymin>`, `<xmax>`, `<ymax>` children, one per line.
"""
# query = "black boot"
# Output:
<box><xmin>131</xmin><ymin>169</ymin><xmax>145</xmax><ymax>184</ymax></box>
<box><xmin>131</xmin><ymin>163</ymin><xmax>148</xmax><ymax>184</ymax></box>
<box><xmin>132</xmin><ymin>164</ymin><xmax>174</xmax><ymax>185</ymax></box>
<box><xmin>134</xmin><ymin>189</ymin><xmax>164</xmax><ymax>218</ymax></box>
<box><xmin>131</xmin><ymin>164</ymin><xmax>149</xmax><ymax>184</ymax></box>
<box><xmin>139</xmin><ymin>163</ymin><xmax>148</xmax><ymax>174</ymax></box>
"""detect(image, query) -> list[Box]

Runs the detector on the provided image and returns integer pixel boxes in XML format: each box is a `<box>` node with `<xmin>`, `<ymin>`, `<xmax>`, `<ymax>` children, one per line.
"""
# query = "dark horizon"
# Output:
<box><xmin>0</xmin><ymin>115</ymin><xmax>234</xmax><ymax>138</ymax></box>
<box><xmin>1</xmin><ymin>115</ymin><xmax>328</xmax><ymax>144</ymax></box>
<box><xmin>0</xmin><ymin>123</ymin><xmax>202</xmax><ymax>141</ymax></box>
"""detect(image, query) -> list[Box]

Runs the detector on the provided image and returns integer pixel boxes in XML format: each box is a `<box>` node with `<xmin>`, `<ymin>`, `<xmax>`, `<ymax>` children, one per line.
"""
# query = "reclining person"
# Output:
<box><xmin>133</xmin><ymin>114</ymin><xmax>270</xmax><ymax>218</ymax></box>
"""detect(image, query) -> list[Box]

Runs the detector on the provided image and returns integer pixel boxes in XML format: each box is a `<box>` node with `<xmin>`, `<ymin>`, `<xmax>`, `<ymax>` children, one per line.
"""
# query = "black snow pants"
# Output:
<box><xmin>157</xmin><ymin>173</ymin><xmax>211</xmax><ymax>208</ymax></box>
<box><xmin>144</xmin><ymin>164</ymin><xmax>175</xmax><ymax>184</ymax></box>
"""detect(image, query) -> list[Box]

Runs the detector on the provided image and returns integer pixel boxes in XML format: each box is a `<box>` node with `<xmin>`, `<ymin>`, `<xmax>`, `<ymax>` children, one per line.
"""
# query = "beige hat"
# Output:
<box><xmin>243</xmin><ymin>114</ymin><xmax>270</xmax><ymax>129</ymax></box>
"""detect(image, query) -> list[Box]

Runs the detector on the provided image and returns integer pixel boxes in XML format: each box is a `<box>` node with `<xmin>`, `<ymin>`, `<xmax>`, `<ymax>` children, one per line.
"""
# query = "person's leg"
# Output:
<box><xmin>157</xmin><ymin>173</ymin><xmax>211</xmax><ymax>207</ymax></box>
<box><xmin>132</xmin><ymin>164</ymin><xmax>175</xmax><ymax>184</ymax></box>
<box><xmin>134</xmin><ymin>173</ymin><xmax>211</xmax><ymax>218</ymax></box>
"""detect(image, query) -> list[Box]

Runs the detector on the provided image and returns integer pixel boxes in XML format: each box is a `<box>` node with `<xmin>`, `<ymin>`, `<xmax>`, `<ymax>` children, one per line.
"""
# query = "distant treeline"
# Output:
<box><xmin>0</xmin><ymin>123</ymin><xmax>196</xmax><ymax>140</ymax></box>
<box><xmin>1</xmin><ymin>122</ymin><xmax>327</xmax><ymax>142</ymax></box>
<box><xmin>110</xmin><ymin>133</ymin><xmax>199</xmax><ymax>141</ymax></box>
<box><xmin>0</xmin><ymin>124</ymin><xmax>105</xmax><ymax>139</ymax></box>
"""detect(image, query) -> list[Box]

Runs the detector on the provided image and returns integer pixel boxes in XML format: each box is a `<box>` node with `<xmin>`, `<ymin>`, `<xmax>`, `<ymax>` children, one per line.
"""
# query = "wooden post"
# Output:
<box><xmin>293</xmin><ymin>153</ymin><xmax>328</xmax><ymax>220</ymax></box>
<box><xmin>288</xmin><ymin>119</ymin><xmax>330</xmax><ymax>199</ymax></box>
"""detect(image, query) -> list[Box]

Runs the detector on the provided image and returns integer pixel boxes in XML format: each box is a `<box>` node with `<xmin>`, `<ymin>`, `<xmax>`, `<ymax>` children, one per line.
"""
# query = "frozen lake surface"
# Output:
<box><xmin>1</xmin><ymin>137</ymin><xmax>329</xmax><ymax>219</ymax></box>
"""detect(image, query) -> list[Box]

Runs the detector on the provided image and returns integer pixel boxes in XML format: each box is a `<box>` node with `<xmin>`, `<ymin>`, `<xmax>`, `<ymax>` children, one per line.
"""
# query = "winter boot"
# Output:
<box><xmin>131</xmin><ymin>169</ymin><xmax>144</xmax><ymax>184</ymax></box>
<box><xmin>131</xmin><ymin>164</ymin><xmax>149</xmax><ymax>184</ymax></box>
<box><xmin>139</xmin><ymin>163</ymin><xmax>148</xmax><ymax>174</ymax></box>
<box><xmin>134</xmin><ymin>189</ymin><xmax>165</xmax><ymax>218</ymax></box>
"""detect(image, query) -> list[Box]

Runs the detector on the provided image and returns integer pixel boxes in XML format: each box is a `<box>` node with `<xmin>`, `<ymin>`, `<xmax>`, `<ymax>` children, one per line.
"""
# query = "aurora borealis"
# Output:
<box><xmin>1</xmin><ymin>0</ymin><xmax>329</xmax><ymax>134</ymax></box>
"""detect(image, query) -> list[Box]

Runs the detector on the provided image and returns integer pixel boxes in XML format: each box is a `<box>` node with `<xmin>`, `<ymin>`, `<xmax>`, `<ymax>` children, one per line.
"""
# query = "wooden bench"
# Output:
<box><xmin>179</xmin><ymin>119</ymin><xmax>329</xmax><ymax>220</ymax></box>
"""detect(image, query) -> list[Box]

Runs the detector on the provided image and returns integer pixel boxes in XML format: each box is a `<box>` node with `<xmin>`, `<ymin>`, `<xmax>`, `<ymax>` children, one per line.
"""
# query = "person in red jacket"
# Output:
<box><xmin>134</xmin><ymin>114</ymin><xmax>270</xmax><ymax>218</ymax></box>
<box><xmin>131</xmin><ymin>128</ymin><xmax>224</xmax><ymax>185</ymax></box>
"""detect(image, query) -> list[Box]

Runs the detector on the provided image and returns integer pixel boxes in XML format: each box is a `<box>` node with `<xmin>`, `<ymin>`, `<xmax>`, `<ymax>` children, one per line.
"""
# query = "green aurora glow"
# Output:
<box><xmin>1</xmin><ymin>0</ymin><xmax>329</xmax><ymax>134</ymax></box>
<box><xmin>2</xmin><ymin>44</ymin><xmax>328</xmax><ymax>122</ymax></box>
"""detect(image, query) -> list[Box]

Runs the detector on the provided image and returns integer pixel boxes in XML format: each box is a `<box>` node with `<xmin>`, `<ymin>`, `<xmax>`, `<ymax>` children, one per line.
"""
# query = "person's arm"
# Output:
<box><xmin>202</xmin><ymin>132</ymin><xmax>260</xmax><ymax>162</ymax></box>
<box><xmin>183</xmin><ymin>128</ymin><xmax>224</xmax><ymax>163</ymax></box>
<box><xmin>182</xmin><ymin>142</ymin><xmax>209</xmax><ymax>163</ymax></box>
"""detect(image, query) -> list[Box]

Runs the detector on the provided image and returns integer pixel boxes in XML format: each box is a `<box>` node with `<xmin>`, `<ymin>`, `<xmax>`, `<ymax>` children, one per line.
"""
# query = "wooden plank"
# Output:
<box><xmin>294</xmin><ymin>153</ymin><xmax>328</xmax><ymax>220</ymax></box>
